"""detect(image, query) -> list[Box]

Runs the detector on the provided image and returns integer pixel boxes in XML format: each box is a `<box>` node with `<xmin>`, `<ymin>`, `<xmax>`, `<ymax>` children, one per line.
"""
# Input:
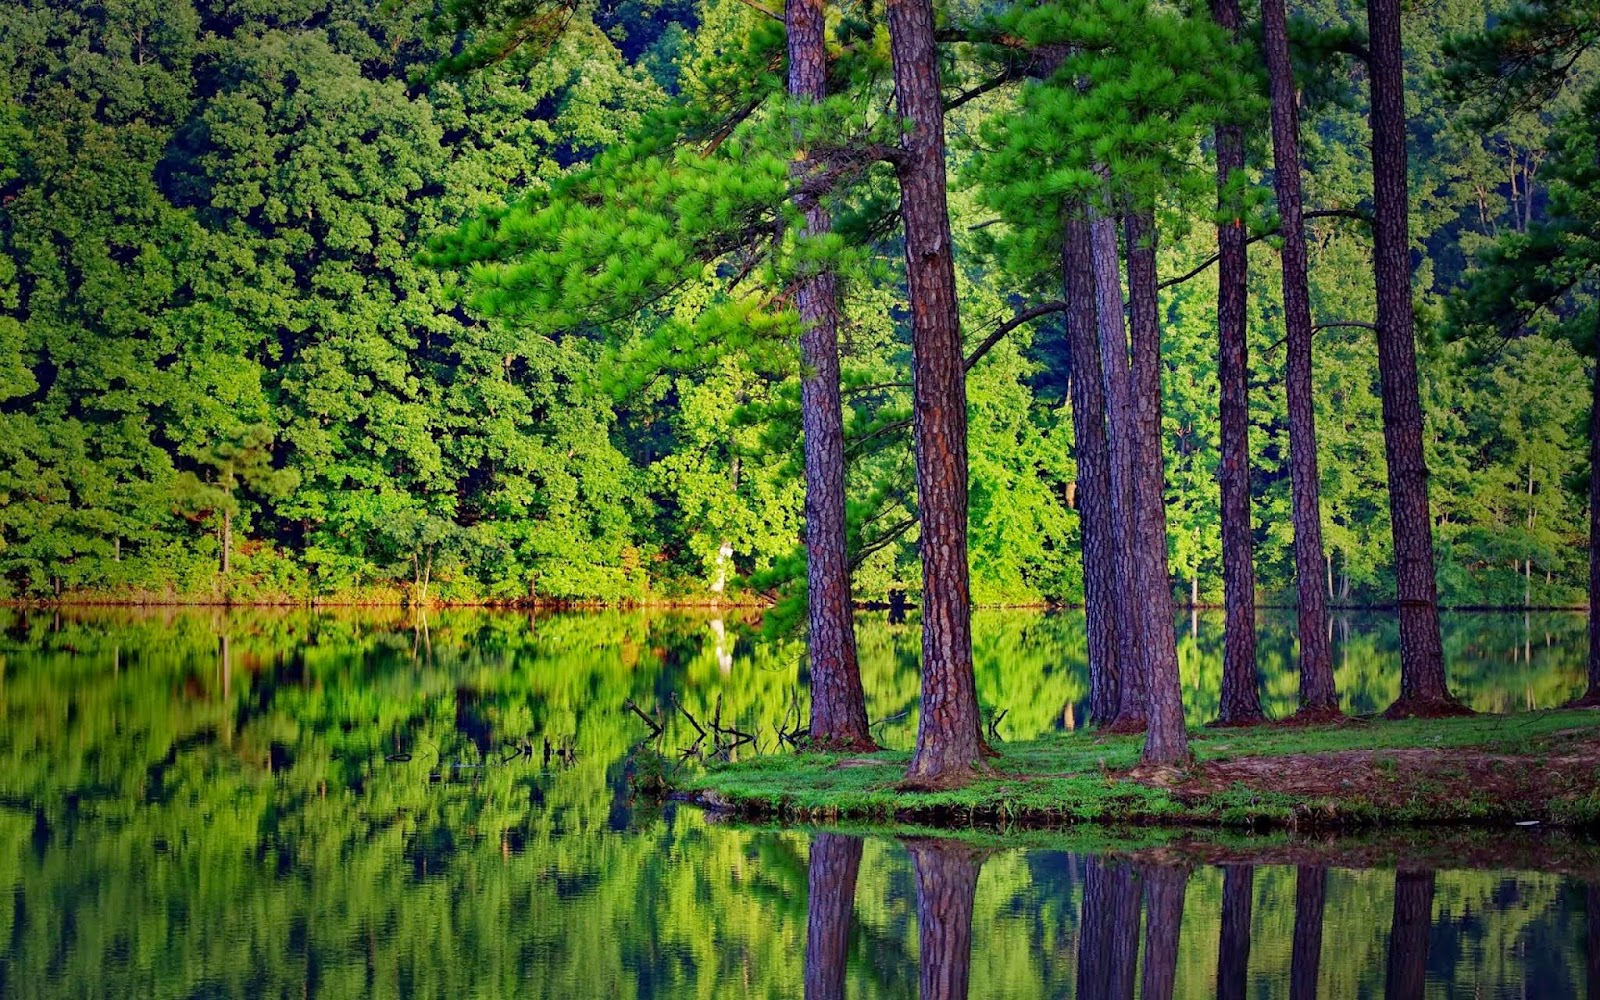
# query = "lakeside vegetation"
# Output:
<box><xmin>676</xmin><ymin>709</ymin><xmax>1600</xmax><ymax>828</ymax></box>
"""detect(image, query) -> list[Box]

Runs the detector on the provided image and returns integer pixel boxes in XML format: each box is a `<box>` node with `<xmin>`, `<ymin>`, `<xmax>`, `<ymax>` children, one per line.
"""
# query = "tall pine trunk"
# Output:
<box><xmin>1139</xmin><ymin>864</ymin><xmax>1189</xmax><ymax>1000</ymax></box>
<box><xmin>1383</xmin><ymin>870</ymin><xmax>1435</xmax><ymax>1000</ymax></box>
<box><xmin>907</xmin><ymin>840</ymin><xmax>983</xmax><ymax>1000</ymax></box>
<box><xmin>887</xmin><ymin>0</ymin><xmax>988</xmax><ymax>784</ymax></box>
<box><xmin>804</xmin><ymin>834</ymin><xmax>863</xmax><ymax>1000</ymax></box>
<box><xmin>789</xmin><ymin>0</ymin><xmax>876</xmax><ymax>750</ymax></box>
<box><xmin>1367</xmin><ymin>0</ymin><xmax>1461</xmax><ymax>717</ymax></box>
<box><xmin>1092</xmin><ymin>205</ymin><xmax>1147</xmax><ymax>730</ymax></box>
<box><xmin>1216</xmin><ymin>865</ymin><xmax>1255</xmax><ymax>1000</ymax></box>
<box><xmin>1210</xmin><ymin>0</ymin><xmax>1264</xmax><ymax>726</ymax></box>
<box><xmin>1125</xmin><ymin>212</ymin><xmax>1189</xmax><ymax>765</ymax></box>
<box><xmin>1262</xmin><ymin>0</ymin><xmax>1339</xmax><ymax>716</ymax></box>
<box><xmin>1579</xmin><ymin>351</ymin><xmax>1600</xmax><ymax>705</ymax></box>
<box><xmin>1291</xmin><ymin>866</ymin><xmax>1327</xmax><ymax>1000</ymax></box>
<box><xmin>1064</xmin><ymin>208</ymin><xmax>1122</xmax><ymax>726</ymax></box>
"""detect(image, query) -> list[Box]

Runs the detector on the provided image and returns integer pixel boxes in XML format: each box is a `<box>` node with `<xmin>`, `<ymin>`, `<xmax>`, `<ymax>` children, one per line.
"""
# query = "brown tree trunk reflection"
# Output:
<box><xmin>1290</xmin><ymin>866</ymin><xmax>1327</xmax><ymax>1000</ymax></box>
<box><xmin>1384</xmin><ymin>870</ymin><xmax>1435</xmax><ymax>1000</ymax></box>
<box><xmin>805</xmin><ymin>834</ymin><xmax>864</xmax><ymax>1000</ymax></box>
<box><xmin>1216</xmin><ymin>865</ymin><xmax>1254</xmax><ymax>1000</ymax></box>
<box><xmin>907</xmin><ymin>839</ymin><xmax>986</xmax><ymax>1000</ymax></box>
<box><xmin>1076</xmin><ymin>859</ymin><xmax>1145</xmax><ymax>1000</ymax></box>
<box><xmin>1587</xmin><ymin>885</ymin><xmax>1599</xmax><ymax>1000</ymax></box>
<box><xmin>1139</xmin><ymin>864</ymin><xmax>1190</xmax><ymax>1000</ymax></box>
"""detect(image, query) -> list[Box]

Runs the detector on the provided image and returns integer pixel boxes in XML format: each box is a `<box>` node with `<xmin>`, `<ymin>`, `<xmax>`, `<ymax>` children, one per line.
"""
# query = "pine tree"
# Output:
<box><xmin>1367</xmin><ymin>0</ymin><xmax>1464</xmax><ymax>717</ymax></box>
<box><xmin>887</xmin><ymin>0</ymin><xmax>991</xmax><ymax>786</ymax></box>
<box><xmin>1261</xmin><ymin>0</ymin><xmax>1339</xmax><ymax>718</ymax></box>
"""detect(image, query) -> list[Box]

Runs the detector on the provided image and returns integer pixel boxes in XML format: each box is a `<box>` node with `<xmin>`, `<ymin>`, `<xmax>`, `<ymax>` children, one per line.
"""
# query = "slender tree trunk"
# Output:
<box><xmin>1074</xmin><ymin>858</ymin><xmax>1113</xmax><ymax>1000</ymax></box>
<box><xmin>804</xmin><ymin>834</ymin><xmax>863</xmax><ymax>1000</ymax></box>
<box><xmin>1216</xmin><ymin>865</ymin><xmax>1254</xmax><ymax>1000</ymax></box>
<box><xmin>1291</xmin><ymin>866</ymin><xmax>1327</xmax><ymax>1000</ymax></box>
<box><xmin>1576</xmin><ymin>354</ymin><xmax>1600</xmax><ymax>706</ymax></box>
<box><xmin>1138</xmin><ymin>864</ymin><xmax>1189</xmax><ymax>1000</ymax></box>
<box><xmin>1263</xmin><ymin>0</ymin><xmax>1339</xmax><ymax>717</ymax></box>
<box><xmin>1368</xmin><ymin>0</ymin><xmax>1460</xmax><ymax>718</ymax></box>
<box><xmin>1209</xmin><ymin>0</ymin><xmax>1265</xmax><ymax>728</ymax></box>
<box><xmin>1383</xmin><ymin>870</ymin><xmax>1435</xmax><ymax>1000</ymax></box>
<box><xmin>1063</xmin><ymin>208</ymin><xmax>1122</xmax><ymax>726</ymax></box>
<box><xmin>1125</xmin><ymin>212</ymin><xmax>1189</xmax><ymax>765</ymax></box>
<box><xmin>789</xmin><ymin>0</ymin><xmax>875</xmax><ymax>750</ymax></box>
<box><xmin>1092</xmin><ymin>205</ymin><xmax>1148</xmax><ymax>731</ymax></box>
<box><xmin>887</xmin><ymin>0</ymin><xmax>988</xmax><ymax>784</ymax></box>
<box><xmin>907</xmin><ymin>840</ymin><xmax>984</xmax><ymax>1000</ymax></box>
<box><xmin>1587</xmin><ymin>884</ymin><xmax>1600</xmax><ymax>1000</ymax></box>
<box><xmin>221</xmin><ymin>508</ymin><xmax>232</xmax><ymax>576</ymax></box>
<box><xmin>1105</xmin><ymin>863</ymin><xmax>1142</xmax><ymax>1000</ymax></box>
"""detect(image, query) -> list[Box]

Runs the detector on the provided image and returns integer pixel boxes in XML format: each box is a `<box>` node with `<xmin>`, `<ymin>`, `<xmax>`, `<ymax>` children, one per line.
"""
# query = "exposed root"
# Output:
<box><xmin>1276</xmin><ymin>705</ymin><xmax>1352</xmax><ymax>728</ymax></box>
<box><xmin>1382</xmin><ymin>696</ymin><xmax>1475</xmax><ymax>720</ymax></box>
<box><xmin>1098</xmin><ymin>717</ymin><xmax>1148</xmax><ymax>736</ymax></box>
<box><xmin>1563</xmin><ymin>691</ymin><xmax>1600</xmax><ymax>710</ymax></box>
<box><xmin>1205</xmin><ymin>714</ymin><xmax>1270</xmax><ymax>730</ymax></box>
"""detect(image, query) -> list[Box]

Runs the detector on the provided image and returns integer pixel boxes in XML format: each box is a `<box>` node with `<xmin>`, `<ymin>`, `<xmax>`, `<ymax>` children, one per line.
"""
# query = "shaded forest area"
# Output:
<box><xmin>0</xmin><ymin>0</ymin><xmax>1592</xmax><ymax>614</ymax></box>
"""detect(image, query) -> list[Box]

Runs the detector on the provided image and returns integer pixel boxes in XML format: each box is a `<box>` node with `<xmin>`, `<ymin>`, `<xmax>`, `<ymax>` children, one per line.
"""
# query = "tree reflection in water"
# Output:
<box><xmin>804</xmin><ymin>834</ymin><xmax>864</xmax><ymax>1000</ymax></box>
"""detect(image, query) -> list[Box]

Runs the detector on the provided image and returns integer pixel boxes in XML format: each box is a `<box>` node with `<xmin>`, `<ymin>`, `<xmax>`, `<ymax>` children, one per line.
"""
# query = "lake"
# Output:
<box><xmin>0</xmin><ymin>606</ymin><xmax>1593</xmax><ymax>997</ymax></box>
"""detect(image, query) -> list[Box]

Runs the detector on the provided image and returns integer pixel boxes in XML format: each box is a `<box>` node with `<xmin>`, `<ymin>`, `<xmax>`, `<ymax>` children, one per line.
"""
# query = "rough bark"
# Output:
<box><xmin>887</xmin><ymin>0</ymin><xmax>989</xmax><ymax>785</ymax></box>
<box><xmin>1125</xmin><ymin>212</ymin><xmax>1189</xmax><ymax>765</ymax></box>
<box><xmin>1383</xmin><ymin>870</ymin><xmax>1435</xmax><ymax>1000</ymax></box>
<box><xmin>1063</xmin><ymin>209</ymin><xmax>1122</xmax><ymax>726</ymax></box>
<box><xmin>1291</xmin><ymin>866</ymin><xmax>1327</xmax><ymax>1000</ymax></box>
<box><xmin>804</xmin><ymin>834</ymin><xmax>863</xmax><ymax>1000</ymax></box>
<box><xmin>1076</xmin><ymin>859</ymin><xmax>1142</xmax><ymax>1000</ymax></box>
<box><xmin>1092</xmin><ymin>205</ymin><xmax>1147</xmax><ymax>731</ymax></box>
<box><xmin>1216</xmin><ymin>864</ymin><xmax>1254</xmax><ymax>1000</ymax></box>
<box><xmin>1210</xmin><ymin>0</ymin><xmax>1264</xmax><ymax>727</ymax></box>
<box><xmin>1579</xmin><ymin>354</ymin><xmax>1600</xmax><ymax>706</ymax></box>
<box><xmin>1262</xmin><ymin>0</ymin><xmax>1339</xmax><ymax>717</ymax></box>
<box><xmin>1367</xmin><ymin>0</ymin><xmax>1461</xmax><ymax>718</ymax></box>
<box><xmin>907</xmin><ymin>840</ymin><xmax>984</xmax><ymax>1000</ymax></box>
<box><xmin>1138</xmin><ymin>864</ymin><xmax>1189</xmax><ymax>1000</ymax></box>
<box><xmin>789</xmin><ymin>0</ymin><xmax>876</xmax><ymax>751</ymax></box>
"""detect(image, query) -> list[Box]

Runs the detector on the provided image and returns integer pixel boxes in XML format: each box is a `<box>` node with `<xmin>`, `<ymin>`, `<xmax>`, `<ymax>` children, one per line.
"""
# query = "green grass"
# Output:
<box><xmin>670</xmin><ymin>710</ymin><xmax>1600</xmax><ymax>831</ymax></box>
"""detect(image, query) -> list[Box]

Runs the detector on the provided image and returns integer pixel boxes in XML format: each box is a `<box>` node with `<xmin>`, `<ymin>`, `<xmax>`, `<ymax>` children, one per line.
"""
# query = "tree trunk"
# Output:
<box><xmin>1105</xmin><ymin>863</ymin><xmax>1142</xmax><ymax>1000</ymax></box>
<box><xmin>907</xmin><ymin>840</ymin><xmax>984</xmax><ymax>1000</ymax></box>
<box><xmin>1291</xmin><ymin>866</ymin><xmax>1327</xmax><ymax>1000</ymax></box>
<box><xmin>1125</xmin><ymin>212</ymin><xmax>1189</xmax><ymax>765</ymax></box>
<box><xmin>1586</xmin><ymin>356</ymin><xmax>1600</xmax><ymax>703</ymax></box>
<box><xmin>804</xmin><ymin>834</ymin><xmax>863</xmax><ymax>1000</ymax></box>
<box><xmin>1383</xmin><ymin>870</ymin><xmax>1434</xmax><ymax>1000</ymax></box>
<box><xmin>1216</xmin><ymin>864</ymin><xmax>1254</xmax><ymax>1000</ymax></box>
<box><xmin>1210</xmin><ymin>0</ymin><xmax>1265</xmax><ymax>728</ymax></box>
<box><xmin>1368</xmin><ymin>0</ymin><xmax>1460</xmax><ymax>718</ymax></box>
<box><xmin>1138</xmin><ymin>864</ymin><xmax>1189</xmax><ymax>1000</ymax></box>
<box><xmin>887</xmin><ymin>0</ymin><xmax>988</xmax><ymax>785</ymax></box>
<box><xmin>1092</xmin><ymin>204</ymin><xmax>1147</xmax><ymax>731</ymax></box>
<box><xmin>1587</xmin><ymin>884</ymin><xmax>1599</xmax><ymax>1000</ymax></box>
<box><xmin>221</xmin><ymin>508</ymin><xmax>232</xmax><ymax>576</ymax></box>
<box><xmin>1063</xmin><ymin>208</ymin><xmax>1122</xmax><ymax>726</ymax></box>
<box><xmin>1262</xmin><ymin>0</ymin><xmax>1339</xmax><ymax>718</ymax></box>
<box><xmin>789</xmin><ymin>0</ymin><xmax>875</xmax><ymax>751</ymax></box>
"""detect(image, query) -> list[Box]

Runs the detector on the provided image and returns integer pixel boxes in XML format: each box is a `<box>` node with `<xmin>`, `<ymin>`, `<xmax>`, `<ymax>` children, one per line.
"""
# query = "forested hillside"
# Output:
<box><xmin>0</xmin><ymin>0</ymin><xmax>1591</xmax><ymax>610</ymax></box>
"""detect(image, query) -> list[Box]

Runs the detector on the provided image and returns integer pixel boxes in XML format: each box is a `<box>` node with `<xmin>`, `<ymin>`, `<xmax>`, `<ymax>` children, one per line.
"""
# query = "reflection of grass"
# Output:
<box><xmin>675</xmin><ymin>710</ymin><xmax>1600</xmax><ymax>830</ymax></box>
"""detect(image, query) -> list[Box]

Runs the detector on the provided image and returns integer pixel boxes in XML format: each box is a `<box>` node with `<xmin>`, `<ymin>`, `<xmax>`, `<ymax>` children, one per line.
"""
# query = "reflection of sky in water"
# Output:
<box><xmin>0</xmin><ymin>607</ymin><xmax>1590</xmax><ymax>998</ymax></box>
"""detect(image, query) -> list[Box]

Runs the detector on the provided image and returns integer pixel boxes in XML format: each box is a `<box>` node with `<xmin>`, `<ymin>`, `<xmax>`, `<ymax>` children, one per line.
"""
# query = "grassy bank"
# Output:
<box><xmin>674</xmin><ymin>710</ymin><xmax>1600</xmax><ymax>830</ymax></box>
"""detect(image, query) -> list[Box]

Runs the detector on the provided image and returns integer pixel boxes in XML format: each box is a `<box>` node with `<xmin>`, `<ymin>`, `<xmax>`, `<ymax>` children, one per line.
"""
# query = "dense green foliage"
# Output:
<box><xmin>0</xmin><ymin>0</ymin><xmax>1592</xmax><ymax>608</ymax></box>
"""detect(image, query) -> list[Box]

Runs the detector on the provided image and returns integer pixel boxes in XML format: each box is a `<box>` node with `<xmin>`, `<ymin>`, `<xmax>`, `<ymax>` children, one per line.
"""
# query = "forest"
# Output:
<box><xmin>0</xmin><ymin>0</ymin><xmax>1592</xmax><ymax>611</ymax></box>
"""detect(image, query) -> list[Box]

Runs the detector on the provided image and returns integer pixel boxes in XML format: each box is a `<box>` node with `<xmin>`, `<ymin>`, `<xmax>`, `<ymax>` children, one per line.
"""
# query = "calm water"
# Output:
<box><xmin>0</xmin><ymin>606</ymin><xmax>1593</xmax><ymax>998</ymax></box>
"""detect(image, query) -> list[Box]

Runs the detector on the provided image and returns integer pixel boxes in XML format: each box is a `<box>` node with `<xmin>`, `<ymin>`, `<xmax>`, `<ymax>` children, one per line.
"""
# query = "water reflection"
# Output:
<box><xmin>0</xmin><ymin>606</ymin><xmax>1595</xmax><ymax>998</ymax></box>
<box><xmin>796</xmin><ymin>839</ymin><xmax>1597</xmax><ymax>999</ymax></box>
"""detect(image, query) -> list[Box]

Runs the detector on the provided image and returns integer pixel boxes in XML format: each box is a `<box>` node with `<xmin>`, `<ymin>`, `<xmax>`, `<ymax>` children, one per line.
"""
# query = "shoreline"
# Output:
<box><xmin>669</xmin><ymin>710</ymin><xmax>1600</xmax><ymax>833</ymax></box>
